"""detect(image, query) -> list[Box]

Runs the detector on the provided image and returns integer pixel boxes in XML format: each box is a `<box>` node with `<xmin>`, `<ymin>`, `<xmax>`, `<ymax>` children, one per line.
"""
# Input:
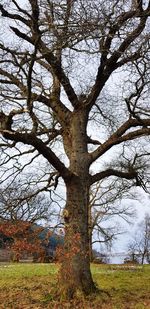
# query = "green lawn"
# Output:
<box><xmin>0</xmin><ymin>263</ymin><xmax>150</xmax><ymax>308</ymax></box>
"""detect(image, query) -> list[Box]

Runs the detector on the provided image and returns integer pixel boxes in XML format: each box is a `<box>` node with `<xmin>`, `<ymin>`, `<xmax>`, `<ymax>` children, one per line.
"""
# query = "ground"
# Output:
<box><xmin>0</xmin><ymin>263</ymin><xmax>150</xmax><ymax>308</ymax></box>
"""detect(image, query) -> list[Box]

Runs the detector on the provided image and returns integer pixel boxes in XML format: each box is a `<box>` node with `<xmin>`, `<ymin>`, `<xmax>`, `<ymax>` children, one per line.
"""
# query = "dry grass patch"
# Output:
<box><xmin>0</xmin><ymin>263</ymin><xmax>150</xmax><ymax>308</ymax></box>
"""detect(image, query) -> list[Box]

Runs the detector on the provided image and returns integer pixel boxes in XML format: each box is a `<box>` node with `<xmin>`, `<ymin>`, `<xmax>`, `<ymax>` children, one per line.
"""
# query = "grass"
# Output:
<box><xmin>0</xmin><ymin>263</ymin><xmax>150</xmax><ymax>308</ymax></box>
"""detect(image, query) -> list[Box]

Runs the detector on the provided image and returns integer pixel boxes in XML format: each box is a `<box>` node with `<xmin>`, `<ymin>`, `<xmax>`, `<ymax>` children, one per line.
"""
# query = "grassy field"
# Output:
<box><xmin>0</xmin><ymin>263</ymin><xmax>150</xmax><ymax>308</ymax></box>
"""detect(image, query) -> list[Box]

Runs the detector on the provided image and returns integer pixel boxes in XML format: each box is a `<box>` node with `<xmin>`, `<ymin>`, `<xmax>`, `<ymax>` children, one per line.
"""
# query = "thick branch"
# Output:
<box><xmin>36</xmin><ymin>94</ymin><xmax>71</xmax><ymax>126</ymax></box>
<box><xmin>26</xmin><ymin>37</ymin><xmax>40</xmax><ymax>117</ymax></box>
<box><xmin>0</xmin><ymin>4</ymin><xmax>30</xmax><ymax>26</ymax></box>
<box><xmin>3</xmin><ymin>30</ymin><xmax>75</xmax><ymax>120</ymax></box>
<box><xmin>106</xmin><ymin>16</ymin><xmax>147</xmax><ymax>68</ymax></box>
<box><xmin>90</xmin><ymin>118</ymin><xmax>150</xmax><ymax>163</ymax></box>
<box><xmin>87</xmin><ymin>136</ymin><xmax>101</xmax><ymax>145</ymax></box>
<box><xmin>10</xmin><ymin>26</ymin><xmax>33</xmax><ymax>44</ymax></box>
<box><xmin>90</xmin><ymin>168</ymin><xmax>137</xmax><ymax>185</ymax></box>
<box><xmin>39</xmin><ymin>41</ymin><xmax>79</xmax><ymax>109</ymax></box>
<box><xmin>0</xmin><ymin>66</ymin><xmax>71</xmax><ymax>126</ymax></box>
<box><xmin>0</xmin><ymin>129</ymin><xmax>71</xmax><ymax>181</ymax></box>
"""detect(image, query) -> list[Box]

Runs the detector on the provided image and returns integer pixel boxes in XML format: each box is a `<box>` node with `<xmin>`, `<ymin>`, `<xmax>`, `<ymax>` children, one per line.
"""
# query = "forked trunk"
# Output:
<box><xmin>59</xmin><ymin>177</ymin><xmax>97</xmax><ymax>298</ymax></box>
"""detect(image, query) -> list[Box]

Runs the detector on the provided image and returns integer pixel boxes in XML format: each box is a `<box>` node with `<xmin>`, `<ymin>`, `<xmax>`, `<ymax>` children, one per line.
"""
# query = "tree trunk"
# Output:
<box><xmin>88</xmin><ymin>206</ymin><xmax>93</xmax><ymax>262</ymax></box>
<box><xmin>141</xmin><ymin>250</ymin><xmax>146</xmax><ymax>265</ymax></box>
<box><xmin>59</xmin><ymin>177</ymin><xmax>97</xmax><ymax>298</ymax></box>
<box><xmin>59</xmin><ymin>110</ymin><xmax>97</xmax><ymax>298</ymax></box>
<box><xmin>141</xmin><ymin>254</ymin><xmax>144</xmax><ymax>264</ymax></box>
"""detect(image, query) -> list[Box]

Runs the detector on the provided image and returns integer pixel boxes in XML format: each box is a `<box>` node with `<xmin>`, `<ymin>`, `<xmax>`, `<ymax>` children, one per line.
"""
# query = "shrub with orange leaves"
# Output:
<box><xmin>0</xmin><ymin>220</ymin><xmax>46</xmax><ymax>261</ymax></box>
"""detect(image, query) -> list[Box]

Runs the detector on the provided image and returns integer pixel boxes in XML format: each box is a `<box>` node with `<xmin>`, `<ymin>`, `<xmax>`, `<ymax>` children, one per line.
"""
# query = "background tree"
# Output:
<box><xmin>0</xmin><ymin>179</ymin><xmax>63</xmax><ymax>261</ymax></box>
<box><xmin>126</xmin><ymin>213</ymin><xmax>150</xmax><ymax>264</ymax></box>
<box><xmin>0</xmin><ymin>180</ymin><xmax>55</xmax><ymax>222</ymax></box>
<box><xmin>0</xmin><ymin>0</ymin><xmax>150</xmax><ymax>298</ymax></box>
<box><xmin>89</xmin><ymin>178</ymin><xmax>136</xmax><ymax>260</ymax></box>
<box><xmin>124</xmin><ymin>239</ymin><xmax>140</xmax><ymax>264</ymax></box>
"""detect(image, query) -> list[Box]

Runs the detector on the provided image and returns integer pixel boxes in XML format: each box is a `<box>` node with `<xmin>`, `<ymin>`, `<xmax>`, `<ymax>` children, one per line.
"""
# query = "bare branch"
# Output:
<box><xmin>0</xmin><ymin>4</ymin><xmax>30</xmax><ymax>26</ymax></box>
<box><xmin>90</xmin><ymin>118</ymin><xmax>150</xmax><ymax>163</ymax></box>
<box><xmin>86</xmin><ymin>7</ymin><xmax>149</xmax><ymax>108</ymax></box>
<box><xmin>90</xmin><ymin>168</ymin><xmax>137</xmax><ymax>185</ymax></box>
<box><xmin>0</xmin><ymin>126</ymin><xmax>71</xmax><ymax>180</ymax></box>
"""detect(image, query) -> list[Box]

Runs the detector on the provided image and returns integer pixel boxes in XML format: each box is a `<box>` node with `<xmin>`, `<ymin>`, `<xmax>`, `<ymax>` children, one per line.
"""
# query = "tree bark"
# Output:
<box><xmin>59</xmin><ymin>110</ymin><xmax>97</xmax><ymax>298</ymax></box>
<box><xmin>59</xmin><ymin>177</ymin><xmax>97</xmax><ymax>298</ymax></box>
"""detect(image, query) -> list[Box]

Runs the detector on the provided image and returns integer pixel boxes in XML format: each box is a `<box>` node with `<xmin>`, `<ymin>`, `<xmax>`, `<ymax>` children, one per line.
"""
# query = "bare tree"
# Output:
<box><xmin>126</xmin><ymin>213</ymin><xmax>150</xmax><ymax>264</ymax></box>
<box><xmin>0</xmin><ymin>0</ymin><xmax>150</xmax><ymax>298</ymax></box>
<box><xmin>89</xmin><ymin>179</ymin><xmax>136</xmax><ymax>260</ymax></box>
<box><xmin>0</xmin><ymin>180</ymin><xmax>55</xmax><ymax>223</ymax></box>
